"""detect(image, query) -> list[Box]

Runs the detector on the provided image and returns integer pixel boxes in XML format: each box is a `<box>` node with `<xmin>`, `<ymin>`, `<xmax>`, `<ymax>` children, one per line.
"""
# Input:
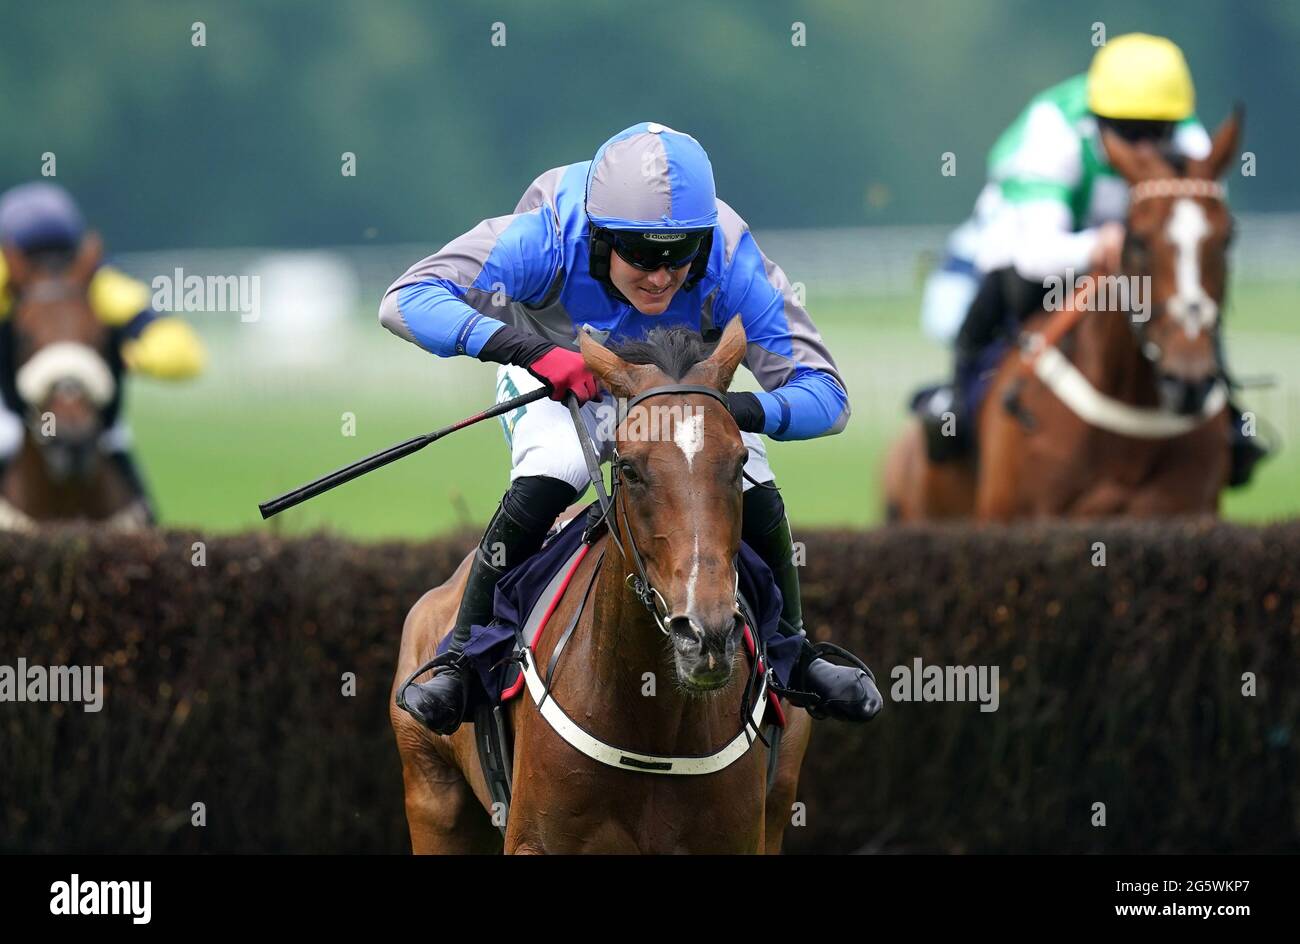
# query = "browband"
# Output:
<box><xmin>620</xmin><ymin>383</ymin><xmax>728</xmax><ymax>424</ymax></box>
<box><xmin>1129</xmin><ymin>178</ymin><xmax>1225</xmax><ymax>204</ymax></box>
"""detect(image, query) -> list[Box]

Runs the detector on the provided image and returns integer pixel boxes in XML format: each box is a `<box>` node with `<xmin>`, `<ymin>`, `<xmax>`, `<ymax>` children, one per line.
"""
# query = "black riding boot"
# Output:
<box><xmin>1227</xmin><ymin>400</ymin><xmax>1269</xmax><ymax>488</ymax></box>
<box><xmin>919</xmin><ymin>349</ymin><xmax>977</xmax><ymax>463</ymax></box>
<box><xmin>397</xmin><ymin>475</ymin><xmax>577</xmax><ymax>735</ymax></box>
<box><xmin>921</xmin><ymin>269</ymin><xmax>1008</xmax><ymax>463</ymax></box>
<box><xmin>922</xmin><ymin>267</ymin><xmax>1047</xmax><ymax>463</ymax></box>
<box><xmin>742</xmin><ymin>485</ymin><xmax>882</xmax><ymax>722</ymax></box>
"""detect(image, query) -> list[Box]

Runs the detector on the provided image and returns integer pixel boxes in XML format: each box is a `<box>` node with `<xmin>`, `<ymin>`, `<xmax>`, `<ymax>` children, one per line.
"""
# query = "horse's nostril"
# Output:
<box><xmin>1158</xmin><ymin>373</ymin><xmax>1215</xmax><ymax>416</ymax></box>
<box><xmin>667</xmin><ymin>615</ymin><xmax>703</xmax><ymax>645</ymax></box>
<box><xmin>668</xmin><ymin>613</ymin><xmax>742</xmax><ymax>651</ymax></box>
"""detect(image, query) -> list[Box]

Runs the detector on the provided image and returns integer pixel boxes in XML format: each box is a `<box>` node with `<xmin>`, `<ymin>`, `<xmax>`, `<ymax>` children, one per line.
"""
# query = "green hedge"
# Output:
<box><xmin>1</xmin><ymin>518</ymin><xmax>1296</xmax><ymax>853</ymax></box>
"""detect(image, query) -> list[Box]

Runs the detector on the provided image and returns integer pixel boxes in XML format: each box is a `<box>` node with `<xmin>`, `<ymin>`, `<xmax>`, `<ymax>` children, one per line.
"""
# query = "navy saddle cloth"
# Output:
<box><xmin>437</xmin><ymin>503</ymin><xmax>799</xmax><ymax>711</ymax></box>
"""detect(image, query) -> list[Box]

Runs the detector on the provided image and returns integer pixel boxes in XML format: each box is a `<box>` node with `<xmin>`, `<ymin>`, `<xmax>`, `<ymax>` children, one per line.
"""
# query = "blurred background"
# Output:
<box><xmin>2</xmin><ymin>0</ymin><xmax>1296</xmax><ymax>538</ymax></box>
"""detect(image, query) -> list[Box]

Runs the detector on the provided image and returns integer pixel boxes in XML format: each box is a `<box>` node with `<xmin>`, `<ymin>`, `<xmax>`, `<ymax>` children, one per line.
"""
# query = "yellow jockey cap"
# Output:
<box><xmin>1087</xmin><ymin>33</ymin><xmax>1195</xmax><ymax>121</ymax></box>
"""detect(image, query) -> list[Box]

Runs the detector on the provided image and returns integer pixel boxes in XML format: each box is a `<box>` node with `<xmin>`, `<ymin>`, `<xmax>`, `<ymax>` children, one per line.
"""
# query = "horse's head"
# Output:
<box><xmin>2</xmin><ymin>233</ymin><xmax>114</xmax><ymax>481</ymax></box>
<box><xmin>1103</xmin><ymin>110</ymin><xmax>1241</xmax><ymax>414</ymax></box>
<box><xmin>580</xmin><ymin>317</ymin><xmax>750</xmax><ymax>692</ymax></box>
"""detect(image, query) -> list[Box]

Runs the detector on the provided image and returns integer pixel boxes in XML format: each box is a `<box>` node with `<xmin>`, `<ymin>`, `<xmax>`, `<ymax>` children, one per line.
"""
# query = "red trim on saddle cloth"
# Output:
<box><xmin>743</xmin><ymin>623</ymin><xmax>787</xmax><ymax>728</ymax></box>
<box><xmin>500</xmin><ymin>542</ymin><xmax>786</xmax><ymax>728</ymax></box>
<box><xmin>499</xmin><ymin>542</ymin><xmax>591</xmax><ymax>702</ymax></box>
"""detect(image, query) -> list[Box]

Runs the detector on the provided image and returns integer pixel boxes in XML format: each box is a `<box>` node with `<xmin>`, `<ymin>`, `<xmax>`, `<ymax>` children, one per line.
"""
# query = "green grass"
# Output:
<box><xmin>127</xmin><ymin>280</ymin><xmax>1300</xmax><ymax>540</ymax></box>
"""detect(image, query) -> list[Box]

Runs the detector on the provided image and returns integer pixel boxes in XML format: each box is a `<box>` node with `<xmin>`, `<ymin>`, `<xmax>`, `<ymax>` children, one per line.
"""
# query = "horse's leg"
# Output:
<box><xmin>974</xmin><ymin>369</ymin><xmax>1034</xmax><ymax>520</ymax></box>
<box><xmin>763</xmin><ymin>707</ymin><xmax>812</xmax><ymax>854</ymax></box>
<box><xmin>1124</xmin><ymin>427</ymin><xmax>1230</xmax><ymax>517</ymax></box>
<box><xmin>393</xmin><ymin>723</ymin><xmax>502</xmax><ymax>854</ymax></box>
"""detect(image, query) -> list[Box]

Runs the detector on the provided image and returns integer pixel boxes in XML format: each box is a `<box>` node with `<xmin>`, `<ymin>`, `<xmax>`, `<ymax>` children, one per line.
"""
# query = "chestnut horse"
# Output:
<box><xmin>0</xmin><ymin>234</ymin><xmax>145</xmax><ymax>529</ymax></box>
<box><xmin>390</xmin><ymin>317</ymin><xmax>811</xmax><ymax>854</ymax></box>
<box><xmin>885</xmin><ymin>112</ymin><xmax>1242</xmax><ymax>521</ymax></box>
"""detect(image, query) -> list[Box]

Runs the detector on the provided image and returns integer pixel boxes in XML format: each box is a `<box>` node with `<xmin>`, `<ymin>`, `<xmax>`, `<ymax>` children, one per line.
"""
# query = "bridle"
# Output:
<box><xmin>1128</xmin><ymin>178</ymin><xmax>1225</xmax><ymax>205</ymax></box>
<box><xmin>566</xmin><ymin>383</ymin><xmax>740</xmax><ymax>636</ymax></box>
<box><xmin>14</xmin><ymin>277</ymin><xmax>86</xmax><ymax>305</ymax></box>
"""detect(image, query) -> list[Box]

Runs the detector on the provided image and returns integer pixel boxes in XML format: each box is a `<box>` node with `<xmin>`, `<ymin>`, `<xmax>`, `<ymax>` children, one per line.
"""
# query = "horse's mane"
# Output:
<box><xmin>612</xmin><ymin>327</ymin><xmax>717</xmax><ymax>380</ymax></box>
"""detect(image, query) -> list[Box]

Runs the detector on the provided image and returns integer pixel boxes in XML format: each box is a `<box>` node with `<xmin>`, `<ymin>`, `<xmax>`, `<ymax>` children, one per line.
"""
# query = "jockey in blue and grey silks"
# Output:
<box><xmin>383</xmin><ymin>122</ymin><xmax>882</xmax><ymax>735</ymax></box>
<box><xmin>381</xmin><ymin>122</ymin><xmax>849</xmax><ymax>442</ymax></box>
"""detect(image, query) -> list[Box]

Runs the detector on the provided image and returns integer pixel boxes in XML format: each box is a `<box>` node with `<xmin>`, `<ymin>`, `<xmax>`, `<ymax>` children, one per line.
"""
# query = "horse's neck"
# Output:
<box><xmin>572</xmin><ymin>535</ymin><xmax>743</xmax><ymax>755</ymax></box>
<box><xmin>1068</xmin><ymin>279</ymin><xmax>1160</xmax><ymax>409</ymax></box>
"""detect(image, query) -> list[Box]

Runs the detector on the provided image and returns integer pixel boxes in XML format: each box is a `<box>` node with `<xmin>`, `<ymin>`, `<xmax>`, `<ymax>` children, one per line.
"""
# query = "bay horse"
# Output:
<box><xmin>0</xmin><ymin>234</ymin><xmax>146</xmax><ymax>530</ymax></box>
<box><xmin>390</xmin><ymin>317</ymin><xmax>812</xmax><ymax>854</ymax></box>
<box><xmin>884</xmin><ymin>111</ymin><xmax>1242</xmax><ymax>521</ymax></box>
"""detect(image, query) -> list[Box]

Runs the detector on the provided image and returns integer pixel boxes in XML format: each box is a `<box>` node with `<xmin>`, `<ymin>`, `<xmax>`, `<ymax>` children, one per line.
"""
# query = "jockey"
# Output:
<box><xmin>381</xmin><ymin>121</ymin><xmax>883</xmax><ymax>735</ymax></box>
<box><xmin>918</xmin><ymin>33</ymin><xmax>1267</xmax><ymax>484</ymax></box>
<box><xmin>0</xmin><ymin>182</ymin><xmax>206</xmax><ymax>514</ymax></box>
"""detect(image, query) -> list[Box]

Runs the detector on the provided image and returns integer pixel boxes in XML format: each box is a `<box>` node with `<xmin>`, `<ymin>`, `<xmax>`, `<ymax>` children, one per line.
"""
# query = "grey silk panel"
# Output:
<box><xmin>584</xmin><ymin>131</ymin><xmax>674</xmax><ymax>225</ymax></box>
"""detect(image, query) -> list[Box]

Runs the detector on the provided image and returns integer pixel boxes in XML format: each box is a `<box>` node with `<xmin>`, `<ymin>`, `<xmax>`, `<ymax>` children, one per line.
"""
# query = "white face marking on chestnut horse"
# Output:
<box><xmin>685</xmin><ymin>533</ymin><xmax>700</xmax><ymax>630</ymax></box>
<box><xmin>673</xmin><ymin>410</ymin><xmax>704</xmax><ymax>471</ymax></box>
<box><xmin>673</xmin><ymin>411</ymin><xmax>705</xmax><ymax>630</ymax></box>
<box><xmin>1166</xmin><ymin>198</ymin><xmax>1217</xmax><ymax>338</ymax></box>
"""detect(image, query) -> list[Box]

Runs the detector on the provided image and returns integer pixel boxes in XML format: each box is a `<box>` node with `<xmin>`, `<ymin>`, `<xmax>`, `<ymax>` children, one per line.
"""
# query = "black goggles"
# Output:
<box><xmin>1096</xmin><ymin>116</ymin><xmax>1176</xmax><ymax>144</ymax></box>
<box><xmin>608</xmin><ymin>229</ymin><xmax>707</xmax><ymax>271</ymax></box>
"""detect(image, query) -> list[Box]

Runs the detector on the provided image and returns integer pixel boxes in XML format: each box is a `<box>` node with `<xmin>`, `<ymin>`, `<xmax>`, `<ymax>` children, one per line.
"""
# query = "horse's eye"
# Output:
<box><xmin>619</xmin><ymin>461</ymin><xmax>641</xmax><ymax>485</ymax></box>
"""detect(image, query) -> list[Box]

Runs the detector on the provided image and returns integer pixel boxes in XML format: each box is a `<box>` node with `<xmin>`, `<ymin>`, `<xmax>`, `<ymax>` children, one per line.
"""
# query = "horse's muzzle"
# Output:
<box><xmin>1157</xmin><ymin>373</ymin><xmax>1217</xmax><ymax>416</ymax></box>
<box><xmin>668</xmin><ymin>612</ymin><xmax>742</xmax><ymax>691</ymax></box>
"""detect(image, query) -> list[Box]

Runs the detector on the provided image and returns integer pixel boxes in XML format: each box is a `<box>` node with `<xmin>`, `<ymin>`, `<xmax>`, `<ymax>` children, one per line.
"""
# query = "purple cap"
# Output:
<box><xmin>0</xmin><ymin>182</ymin><xmax>86</xmax><ymax>250</ymax></box>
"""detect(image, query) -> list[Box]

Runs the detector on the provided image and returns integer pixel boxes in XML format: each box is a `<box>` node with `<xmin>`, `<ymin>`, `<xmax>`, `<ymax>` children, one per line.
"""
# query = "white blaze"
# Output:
<box><xmin>673</xmin><ymin>410</ymin><xmax>704</xmax><ymax>471</ymax></box>
<box><xmin>685</xmin><ymin>533</ymin><xmax>700</xmax><ymax>621</ymax></box>
<box><xmin>1166</xmin><ymin>198</ymin><xmax>1217</xmax><ymax>337</ymax></box>
<box><xmin>675</xmin><ymin>411</ymin><xmax>705</xmax><ymax>624</ymax></box>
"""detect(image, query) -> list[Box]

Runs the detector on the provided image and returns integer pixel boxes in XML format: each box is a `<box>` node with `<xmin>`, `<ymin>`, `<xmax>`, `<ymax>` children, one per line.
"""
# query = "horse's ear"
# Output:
<box><xmin>2</xmin><ymin>242</ymin><xmax>32</xmax><ymax>290</ymax></box>
<box><xmin>687</xmin><ymin>316</ymin><xmax>748</xmax><ymax>392</ymax></box>
<box><xmin>1194</xmin><ymin>106</ymin><xmax>1243</xmax><ymax>180</ymax></box>
<box><xmin>1102</xmin><ymin>130</ymin><xmax>1158</xmax><ymax>183</ymax></box>
<box><xmin>578</xmin><ymin>326</ymin><xmax>657</xmax><ymax>399</ymax></box>
<box><xmin>68</xmin><ymin>231</ymin><xmax>102</xmax><ymax>286</ymax></box>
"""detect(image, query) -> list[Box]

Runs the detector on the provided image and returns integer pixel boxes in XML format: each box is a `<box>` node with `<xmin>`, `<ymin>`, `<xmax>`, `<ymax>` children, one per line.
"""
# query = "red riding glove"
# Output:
<box><xmin>525</xmin><ymin>347</ymin><xmax>601</xmax><ymax>404</ymax></box>
<box><xmin>475</xmin><ymin>325</ymin><xmax>601</xmax><ymax>404</ymax></box>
